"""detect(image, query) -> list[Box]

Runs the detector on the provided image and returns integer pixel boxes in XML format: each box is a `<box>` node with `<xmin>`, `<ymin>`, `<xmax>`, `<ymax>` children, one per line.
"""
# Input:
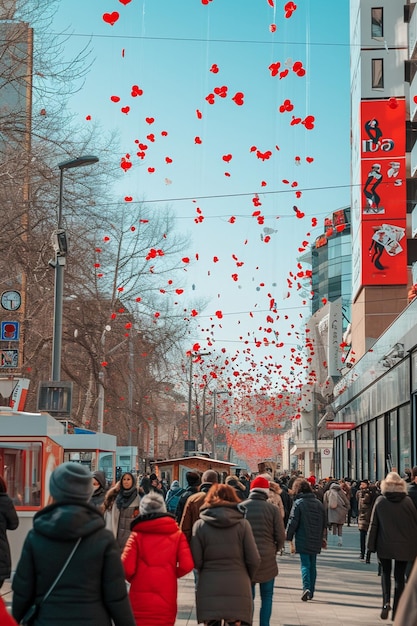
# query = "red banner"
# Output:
<box><xmin>326</xmin><ymin>422</ymin><xmax>355</xmax><ymax>430</ymax></box>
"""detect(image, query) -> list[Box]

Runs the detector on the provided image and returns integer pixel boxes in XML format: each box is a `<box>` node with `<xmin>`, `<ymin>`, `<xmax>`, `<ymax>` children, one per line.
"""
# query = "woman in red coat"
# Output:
<box><xmin>122</xmin><ymin>491</ymin><xmax>194</xmax><ymax>626</ymax></box>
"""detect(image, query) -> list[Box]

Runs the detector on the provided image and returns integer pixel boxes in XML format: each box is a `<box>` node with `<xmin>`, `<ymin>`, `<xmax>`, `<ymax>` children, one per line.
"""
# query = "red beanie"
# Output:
<box><xmin>250</xmin><ymin>476</ymin><xmax>270</xmax><ymax>493</ymax></box>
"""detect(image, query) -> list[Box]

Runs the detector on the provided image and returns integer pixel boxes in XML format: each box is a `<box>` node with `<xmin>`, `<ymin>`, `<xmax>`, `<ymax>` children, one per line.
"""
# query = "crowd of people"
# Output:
<box><xmin>2</xmin><ymin>465</ymin><xmax>417</xmax><ymax>624</ymax></box>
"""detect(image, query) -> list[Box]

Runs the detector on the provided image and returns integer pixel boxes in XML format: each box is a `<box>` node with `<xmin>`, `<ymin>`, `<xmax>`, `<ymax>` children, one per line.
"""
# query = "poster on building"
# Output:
<box><xmin>361</xmin><ymin>219</ymin><xmax>407</xmax><ymax>285</ymax></box>
<box><xmin>360</xmin><ymin>99</ymin><xmax>407</xmax><ymax>286</ymax></box>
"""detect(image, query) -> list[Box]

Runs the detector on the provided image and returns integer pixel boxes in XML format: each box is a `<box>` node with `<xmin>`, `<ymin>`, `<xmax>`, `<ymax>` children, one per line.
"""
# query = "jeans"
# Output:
<box><xmin>252</xmin><ymin>578</ymin><xmax>274</xmax><ymax>626</ymax></box>
<box><xmin>299</xmin><ymin>553</ymin><xmax>317</xmax><ymax>596</ymax></box>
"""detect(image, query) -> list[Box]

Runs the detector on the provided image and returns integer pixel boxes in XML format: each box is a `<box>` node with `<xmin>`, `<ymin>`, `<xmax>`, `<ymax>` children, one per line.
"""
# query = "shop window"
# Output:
<box><xmin>371</xmin><ymin>8</ymin><xmax>383</xmax><ymax>39</ymax></box>
<box><xmin>372</xmin><ymin>59</ymin><xmax>384</xmax><ymax>89</ymax></box>
<box><xmin>0</xmin><ymin>443</ymin><xmax>42</xmax><ymax>507</ymax></box>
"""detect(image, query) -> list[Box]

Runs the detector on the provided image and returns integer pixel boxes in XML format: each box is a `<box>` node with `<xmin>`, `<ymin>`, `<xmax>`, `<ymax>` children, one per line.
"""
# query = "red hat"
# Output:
<box><xmin>307</xmin><ymin>475</ymin><xmax>316</xmax><ymax>486</ymax></box>
<box><xmin>250</xmin><ymin>476</ymin><xmax>270</xmax><ymax>494</ymax></box>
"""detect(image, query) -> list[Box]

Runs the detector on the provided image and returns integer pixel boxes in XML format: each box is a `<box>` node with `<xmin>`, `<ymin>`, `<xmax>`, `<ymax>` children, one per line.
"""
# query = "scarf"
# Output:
<box><xmin>116</xmin><ymin>485</ymin><xmax>137</xmax><ymax>510</ymax></box>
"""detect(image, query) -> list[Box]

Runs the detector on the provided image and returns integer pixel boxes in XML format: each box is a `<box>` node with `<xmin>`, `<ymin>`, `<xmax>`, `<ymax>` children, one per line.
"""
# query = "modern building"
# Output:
<box><xmin>330</xmin><ymin>1</ymin><xmax>417</xmax><ymax>480</ymax></box>
<box><xmin>350</xmin><ymin>0</ymin><xmax>417</xmax><ymax>360</ymax></box>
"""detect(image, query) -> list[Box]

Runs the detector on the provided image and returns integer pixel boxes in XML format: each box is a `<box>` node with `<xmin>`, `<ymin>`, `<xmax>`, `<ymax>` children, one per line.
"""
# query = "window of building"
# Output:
<box><xmin>0</xmin><ymin>442</ymin><xmax>42</xmax><ymax>507</ymax></box>
<box><xmin>372</xmin><ymin>59</ymin><xmax>384</xmax><ymax>89</ymax></box>
<box><xmin>371</xmin><ymin>8</ymin><xmax>383</xmax><ymax>39</ymax></box>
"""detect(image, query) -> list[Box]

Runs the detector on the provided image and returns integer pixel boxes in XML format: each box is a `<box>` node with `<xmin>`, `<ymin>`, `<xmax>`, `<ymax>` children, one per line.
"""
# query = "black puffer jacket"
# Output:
<box><xmin>12</xmin><ymin>501</ymin><xmax>135</xmax><ymax>626</ymax></box>
<box><xmin>0</xmin><ymin>492</ymin><xmax>18</xmax><ymax>581</ymax></box>
<box><xmin>286</xmin><ymin>492</ymin><xmax>326</xmax><ymax>554</ymax></box>
<box><xmin>367</xmin><ymin>492</ymin><xmax>417</xmax><ymax>560</ymax></box>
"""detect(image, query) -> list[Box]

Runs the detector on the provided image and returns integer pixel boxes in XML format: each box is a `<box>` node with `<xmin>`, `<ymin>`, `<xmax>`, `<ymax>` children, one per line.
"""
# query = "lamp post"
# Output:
<box><xmin>212</xmin><ymin>389</ymin><xmax>228</xmax><ymax>459</ymax></box>
<box><xmin>51</xmin><ymin>155</ymin><xmax>99</xmax><ymax>382</ymax></box>
<box><xmin>187</xmin><ymin>351</ymin><xmax>211</xmax><ymax>440</ymax></box>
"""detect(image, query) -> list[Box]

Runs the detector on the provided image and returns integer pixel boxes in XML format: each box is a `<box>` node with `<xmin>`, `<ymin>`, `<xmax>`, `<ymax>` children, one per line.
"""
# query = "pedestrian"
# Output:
<box><xmin>323</xmin><ymin>480</ymin><xmax>350</xmax><ymax>546</ymax></box>
<box><xmin>367</xmin><ymin>471</ymin><xmax>417</xmax><ymax>621</ymax></box>
<box><xmin>149</xmin><ymin>473</ymin><xmax>165</xmax><ymax>497</ymax></box>
<box><xmin>176</xmin><ymin>471</ymin><xmax>201</xmax><ymax>524</ymax></box>
<box><xmin>0</xmin><ymin>597</ymin><xmax>18</xmax><ymax>626</ymax></box>
<box><xmin>105</xmin><ymin>471</ymin><xmax>140</xmax><ymax>550</ymax></box>
<box><xmin>286</xmin><ymin>477</ymin><xmax>327</xmax><ymax>602</ymax></box>
<box><xmin>165</xmin><ymin>479</ymin><xmax>185</xmax><ymax>519</ymax></box>
<box><xmin>242</xmin><ymin>476</ymin><xmax>285</xmax><ymax>626</ymax></box>
<box><xmin>90</xmin><ymin>470</ymin><xmax>107</xmax><ymax>509</ymax></box>
<box><xmin>356</xmin><ymin>479</ymin><xmax>378</xmax><ymax>563</ymax></box>
<box><xmin>0</xmin><ymin>475</ymin><xmax>19</xmax><ymax>590</ymax></box>
<box><xmin>225</xmin><ymin>474</ymin><xmax>247</xmax><ymax>500</ymax></box>
<box><xmin>180</xmin><ymin>469</ymin><xmax>218</xmax><ymax>543</ymax></box>
<box><xmin>408</xmin><ymin>465</ymin><xmax>417</xmax><ymax>509</ymax></box>
<box><xmin>12</xmin><ymin>462</ymin><xmax>135</xmax><ymax>626</ymax></box>
<box><xmin>122</xmin><ymin>491</ymin><xmax>194</xmax><ymax>625</ymax></box>
<box><xmin>191</xmin><ymin>483</ymin><xmax>261</xmax><ymax>626</ymax></box>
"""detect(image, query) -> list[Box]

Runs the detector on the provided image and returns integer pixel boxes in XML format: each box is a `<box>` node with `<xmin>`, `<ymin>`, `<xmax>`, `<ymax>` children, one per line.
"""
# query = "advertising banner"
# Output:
<box><xmin>360</xmin><ymin>99</ymin><xmax>407</xmax><ymax>285</ymax></box>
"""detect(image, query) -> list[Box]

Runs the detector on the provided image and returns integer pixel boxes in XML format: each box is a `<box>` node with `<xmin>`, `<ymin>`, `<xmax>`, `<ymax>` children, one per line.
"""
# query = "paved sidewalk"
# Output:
<box><xmin>2</xmin><ymin>526</ymin><xmax>394</xmax><ymax>625</ymax></box>
<box><xmin>176</xmin><ymin>525</ymin><xmax>393</xmax><ymax>625</ymax></box>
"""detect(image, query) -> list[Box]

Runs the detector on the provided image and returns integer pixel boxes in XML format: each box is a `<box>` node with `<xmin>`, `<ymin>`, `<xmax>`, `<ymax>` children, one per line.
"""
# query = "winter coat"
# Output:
<box><xmin>286</xmin><ymin>492</ymin><xmax>326</xmax><ymax>555</ymax></box>
<box><xmin>165</xmin><ymin>481</ymin><xmax>185</xmax><ymax>518</ymax></box>
<box><xmin>122</xmin><ymin>512</ymin><xmax>194</xmax><ymax>626</ymax></box>
<box><xmin>191</xmin><ymin>503</ymin><xmax>261</xmax><ymax>624</ymax></box>
<box><xmin>356</xmin><ymin>486</ymin><xmax>378</xmax><ymax>531</ymax></box>
<box><xmin>242</xmin><ymin>490</ymin><xmax>285</xmax><ymax>583</ymax></box>
<box><xmin>106</xmin><ymin>486</ymin><xmax>140</xmax><ymax>549</ymax></box>
<box><xmin>367</xmin><ymin>492</ymin><xmax>417</xmax><ymax>561</ymax></box>
<box><xmin>0</xmin><ymin>597</ymin><xmax>18</xmax><ymax>626</ymax></box>
<box><xmin>323</xmin><ymin>483</ymin><xmax>350</xmax><ymax>525</ymax></box>
<box><xmin>12</xmin><ymin>501</ymin><xmax>135</xmax><ymax>626</ymax></box>
<box><xmin>0</xmin><ymin>492</ymin><xmax>18</xmax><ymax>581</ymax></box>
<box><xmin>179</xmin><ymin>482</ymin><xmax>212</xmax><ymax>542</ymax></box>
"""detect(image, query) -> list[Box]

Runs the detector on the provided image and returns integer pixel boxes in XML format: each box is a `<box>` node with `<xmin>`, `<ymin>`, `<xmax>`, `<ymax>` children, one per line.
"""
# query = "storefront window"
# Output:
<box><xmin>369</xmin><ymin>419</ymin><xmax>376</xmax><ymax>482</ymax></box>
<box><xmin>389</xmin><ymin>410</ymin><xmax>398</xmax><ymax>473</ymax></box>
<box><xmin>398</xmin><ymin>404</ymin><xmax>411</xmax><ymax>475</ymax></box>
<box><xmin>376</xmin><ymin>416</ymin><xmax>385</xmax><ymax>479</ymax></box>
<box><xmin>0</xmin><ymin>442</ymin><xmax>42</xmax><ymax>507</ymax></box>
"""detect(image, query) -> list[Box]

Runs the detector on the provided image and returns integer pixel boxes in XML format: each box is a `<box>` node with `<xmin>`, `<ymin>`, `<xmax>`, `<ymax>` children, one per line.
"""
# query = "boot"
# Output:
<box><xmin>365</xmin><ymin>551</ymin><xmax>371</xmax><ymax>564</ymax></box>
<box><xmin>337</xmin><ymin>536</ymin><xmax>343</xmax><ymax>547</ymax></box>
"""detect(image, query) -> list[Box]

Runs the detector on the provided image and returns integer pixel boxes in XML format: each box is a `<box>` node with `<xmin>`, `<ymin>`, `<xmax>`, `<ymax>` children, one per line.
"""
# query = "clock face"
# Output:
<box><xmin>1</xmin><ymin>290</ymin><xmax>21</xmax><ymax>312</ymax></box>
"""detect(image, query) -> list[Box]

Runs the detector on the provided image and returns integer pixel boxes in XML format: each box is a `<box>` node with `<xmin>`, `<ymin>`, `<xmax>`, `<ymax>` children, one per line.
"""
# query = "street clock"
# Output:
<box><xmin>1</xmin><ymin>290</ymin><xmax>22</xmax><ymax>312</ymax></box>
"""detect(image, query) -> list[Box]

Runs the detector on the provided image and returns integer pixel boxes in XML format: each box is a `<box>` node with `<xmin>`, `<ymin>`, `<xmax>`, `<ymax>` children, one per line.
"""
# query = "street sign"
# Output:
<box><xmin>326</xmin><ymin>422</ymin><xmax>355</xmax><ymax>430</ymax></box>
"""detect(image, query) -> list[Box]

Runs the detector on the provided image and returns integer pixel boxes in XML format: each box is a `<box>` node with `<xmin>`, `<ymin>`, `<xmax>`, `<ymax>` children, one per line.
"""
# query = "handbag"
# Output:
<box><xmin>20</xmin><ymin>537</ymin><xmax>82</xmax><ymax>625</ymax></box>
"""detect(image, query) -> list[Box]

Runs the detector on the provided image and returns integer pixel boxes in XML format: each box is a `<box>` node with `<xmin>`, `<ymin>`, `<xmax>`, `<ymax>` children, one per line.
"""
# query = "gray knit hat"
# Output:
<box><xmin>50</xmin><ymin>462</ymin><xmax>94</xmax><ymax>503</ymax></box>
<box><xmin>139</xmin><ymin>491</ymin><xmax>166</xmax><ymax>515</ymax></box>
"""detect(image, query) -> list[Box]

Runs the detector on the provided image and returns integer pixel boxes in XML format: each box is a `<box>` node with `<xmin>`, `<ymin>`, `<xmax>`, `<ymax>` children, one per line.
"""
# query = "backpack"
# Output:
<box><xmin>329</xmin><ymin>489</ymin><xmax>338</xmax><ymax>509</ymax></box>
<box><xmin>166</xmin><ymin>489</ymin><xmax>185</xmax><ymax>514</ymax></box>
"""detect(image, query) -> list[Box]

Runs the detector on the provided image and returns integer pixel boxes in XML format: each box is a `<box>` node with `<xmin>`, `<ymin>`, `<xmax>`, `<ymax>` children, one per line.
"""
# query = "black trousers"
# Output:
<box><xmin>379</xmin><ymin>558</ymin><xmax>407</xmax><ymax>616</ymax></box>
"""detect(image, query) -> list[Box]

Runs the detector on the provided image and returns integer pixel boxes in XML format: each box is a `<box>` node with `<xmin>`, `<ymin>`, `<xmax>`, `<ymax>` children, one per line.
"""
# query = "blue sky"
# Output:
<box><xmin>49</xmin><ymin>0</ymin><xmax>351</xmax><ymax>389</ymax></box>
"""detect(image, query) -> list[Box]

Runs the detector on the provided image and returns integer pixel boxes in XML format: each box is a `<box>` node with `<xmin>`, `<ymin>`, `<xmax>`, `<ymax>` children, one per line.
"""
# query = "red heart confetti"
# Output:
<box><xmin>232</xmin><ymin>92</ymin><xmax>244</xmax><ymax>105</ymax></box>
<box><xmin>210</xmin><ymin>64</ymin><xmax>219</xmax><ymax>73</ymax></box>
<box><xmin>102</xmin><ymin>12</ymin><xmax>119</xmax><ymax>26</ymax></box>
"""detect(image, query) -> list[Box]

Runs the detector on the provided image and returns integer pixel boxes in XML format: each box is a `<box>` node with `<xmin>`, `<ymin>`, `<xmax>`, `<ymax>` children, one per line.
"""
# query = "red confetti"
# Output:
<box><xmin>102</xmin><ymin>12</ymin><xmax>119</xmax><ymax>25</ymax></box>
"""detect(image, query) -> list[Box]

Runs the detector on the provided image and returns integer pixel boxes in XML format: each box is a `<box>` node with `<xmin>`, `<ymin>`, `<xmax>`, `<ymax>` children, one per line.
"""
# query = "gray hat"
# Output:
<box><xmin>202</xmin><ymin>469</ymin><xmax>218</xmax><ymax>484</ymax></box>
<box><xmin>92</xmin><ymin>470</ymin><xmax>106</xmax><ymax>489</ymax></box>
<box><xmin>139</xmin><ymin>491</ymin><xmax>166</xmax><ymax>515</ymax></box>
<box><xmin>50</xmin><ymin>462</ymin><xmax>94</xmax><ymax>503</ymax></box>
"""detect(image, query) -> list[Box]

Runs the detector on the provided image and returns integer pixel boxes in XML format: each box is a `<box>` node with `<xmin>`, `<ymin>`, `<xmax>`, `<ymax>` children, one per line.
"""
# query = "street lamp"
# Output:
<box><xmin>187</xmin><ymin>351</ymin><xmax>211</xmax><ymax>440</ymax></box>
<box><xmin>51</xmin><ymin>155</ymin><xmax>99</xmax><ymax>382</ymax></box>
<box><xmin>212</xmin><ymin>389</ymin><xmax>228</xmax><ymax>459</ymax></box>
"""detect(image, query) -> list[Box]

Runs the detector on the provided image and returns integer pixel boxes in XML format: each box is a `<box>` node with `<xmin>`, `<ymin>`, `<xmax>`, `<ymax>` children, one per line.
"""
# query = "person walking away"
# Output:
<box><xmin>107</xmin><ymin>472</ymin><xmax>140</xmax><ymax>550</ymax></box>
<box><xmin>175</xmin><ymin>471</ymin><xmax>201</xmax><ymax>523</ymax></box>
<box><xmin>191</xmin><ymin>483</ymin><xmax>260</xmax><ymax>626</ymax></box>
<box><xmin>225</xmin><ymin>474</ymin><xmax>247</xmax><ymax>500</ymax></box>
<box><xmin>367</xmin><ymin>471</ymin><xmax>417</xmax><ymax>621</ymax></box>
<box><xmin>356</xmin><ymin>479</ymin><xmax>377</xmax><ymax>563</ymax></box>
<box><xmin>286</xmin><ymin>478</ymin><xmax>327</xmax><ymax>602</ymax></box>
<box><xmin>90</xmin><ymin>470</ymin><xmax>107</xmax><ymax>509</ymax></box>
<box><xmin>0</xmin><ymin>475</ymin><xmax>19</xmax><ymax>590</ymax></box>
<box><xmin>165</xmin><ymin>479</ymin><xmax>185</xmax><ymax>519</ymax></box>
<box><xmin>12</xmin><ymin>462</ymin><xmax>135</xmax><ymax>626</ymax></box>
<box><xmin>180</xmin><ymin>469</ymin><xmax>218</xmax><ymax>543</ymax></box>
<box><xmin>242</xmin><ymin>476</ymin><xmax>285</xmax><ymax>626</ymax></box>
<box><xmin>122</xmin><ymin>491</ymin><xmax>194</xmax><ymax>626</ymax></box>
<box><xmin>323</xmin><ymin>480</ymin><xmax>350</xmax><ymax>546</ymax></box>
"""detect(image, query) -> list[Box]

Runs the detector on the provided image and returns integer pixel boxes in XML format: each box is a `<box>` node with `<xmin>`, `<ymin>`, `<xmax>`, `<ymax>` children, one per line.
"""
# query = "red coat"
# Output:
<box><xmin>0</xmin><ymin>598</ymin><xmax>18</xmax><ymax>626</ymax></box>
<box><xmin>122</xmin><ymin>513</ymin><xmax>194</xmax><ymax>626</ymax></box>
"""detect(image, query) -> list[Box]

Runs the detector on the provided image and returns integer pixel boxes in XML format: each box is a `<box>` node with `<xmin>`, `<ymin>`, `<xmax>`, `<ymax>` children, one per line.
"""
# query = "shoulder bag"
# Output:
<box><xmin>20</xmin><ymin>537</ymin><xmax>82</xmax><ymax>625</ymax></box>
